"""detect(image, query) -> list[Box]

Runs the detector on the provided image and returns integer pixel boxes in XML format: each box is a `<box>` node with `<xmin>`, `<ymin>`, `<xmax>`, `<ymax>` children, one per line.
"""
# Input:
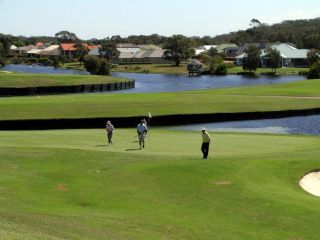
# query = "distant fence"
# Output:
<box><xmin>0</xmin><ymin>80</ymin><xmax>135</xmax><ymax>97</ymax></box>
<box><xmin>1</xmin><ymin>108</ymin><xmax>320</xmax><ymax>130</ymax></box>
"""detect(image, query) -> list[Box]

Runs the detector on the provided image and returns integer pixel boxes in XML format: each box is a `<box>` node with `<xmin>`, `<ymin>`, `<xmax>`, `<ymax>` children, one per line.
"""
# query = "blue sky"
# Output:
<box><xmin>0</xmin><ymin>0</ymin><xmax>320</xmax><ymax>39</ymax></box>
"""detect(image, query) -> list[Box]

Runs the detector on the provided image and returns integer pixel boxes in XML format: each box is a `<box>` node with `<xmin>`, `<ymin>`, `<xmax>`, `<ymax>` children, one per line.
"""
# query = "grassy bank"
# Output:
<box><xmin>0</xmin><ymin>129</ymin><xmax>319</xmax><ymax>239</ymax></box>
<box><xmin>227</xmin><ymin>66</ymin><xmax>309</xmax><ymax>75</ymax></box>
<box><xmin>200</xmin><ymin>78</ymin><xmax>320</xmax><ymax>97</ymax></box>
<box><xmin>111</xmin><ymin>63</ymin><xmax>188</xmax><ymax>75</ymax></box>
<box><xmin>0</xmin><ymin>73</ymin><xmax>129</xmax><ymax>88</ymax></box>
<box><xmin>1</xmin><ymin>79</ymin><xmax>320</xmax><ymax>120</ymax></box>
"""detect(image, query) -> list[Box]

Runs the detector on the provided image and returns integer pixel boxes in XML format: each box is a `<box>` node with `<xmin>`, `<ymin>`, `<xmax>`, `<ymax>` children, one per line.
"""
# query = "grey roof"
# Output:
<box><xmin>270</xmin><ymin>43</ymin><xmax>308</xmax><ymax>59</ymax></box>
<box><xmin>119</xmin><ymin>52</ymin><xmax>135</xmax><ymax>59</ymax></box>
<box><xmin>138</xmin><ymin>44</ymin><xmax>162</xmax><ymax>50</ymax></box>
<box><xmin>117</xmin><ymin>43</ymin><xmax>138</xmax><ymax>48</ymax></box>
<box><xmin>16</xmin><ymin>45</ymin><xmax>37</xmax><ymax>52</ymax></box>
<box><xmin>117</xmin><ymin>47</ymin><xmax>140</xmax><ymax>53</ymax></box>
<box><xmin>119</xmin><ymin>49</ymin><xmax>164</xmax><ymax>59</ymax></box>
<box><xmin>88</xmin><ymin>47</ymin><xmax>100</xmax><ymax>56</ymax></box>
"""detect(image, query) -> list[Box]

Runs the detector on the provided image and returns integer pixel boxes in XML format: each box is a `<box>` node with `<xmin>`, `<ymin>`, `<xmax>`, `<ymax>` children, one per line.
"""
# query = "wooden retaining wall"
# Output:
<box><xmin>1</xmin><ymin>108</ymin><xmax>320</xmax><ymax>130</ymax></box>
<box><xmin>0</xmin><ymin>80</ymin><xmax>135</xmax><ymax>97</ymax></box>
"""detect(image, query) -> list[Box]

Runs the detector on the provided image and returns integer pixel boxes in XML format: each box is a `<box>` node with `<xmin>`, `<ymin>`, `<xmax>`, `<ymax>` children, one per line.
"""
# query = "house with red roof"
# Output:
<box><xmin>60</xmin><ymin>43</ymin><xmax>98</xmax><ymax>58</ymax></box>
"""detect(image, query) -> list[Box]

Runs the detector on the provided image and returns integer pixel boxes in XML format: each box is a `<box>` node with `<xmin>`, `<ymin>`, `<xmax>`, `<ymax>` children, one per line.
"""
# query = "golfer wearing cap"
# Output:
<box><xmin>106</xmin><ymin>120</ymin><xmax>114</xmax><ymax>145</ymax></box>
<box><xmin>201</xmin><ymin>128</ymin><xmax>211</xmax><ymax>159</ymax></box>
<box><xmin>137</xmin><ymin>119</ymin><xmax>148</xmax><ymax>149</ymax></box>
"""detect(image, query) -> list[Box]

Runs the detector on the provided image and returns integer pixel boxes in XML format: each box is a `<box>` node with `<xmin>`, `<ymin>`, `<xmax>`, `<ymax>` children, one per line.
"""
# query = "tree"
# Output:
<box><xmin>265</xmin><ymin>47</ymin><xmax>281</xmax><ymax>72</ymax></box>
<box><xmin>208</xmin><ymin>47</ymin><xmax>218</xmax><ymax>57</ymax></box>
<box><xmin>55</xmin><ymin>30</ymin><xmax>78</xmax><ymax>43</ymax></box>
<box><xmin>243</xmin><ymin>45</ymin><xmax>261</xmax><ymax>73</ymax></box>
<box><xmin>74</xmin><ymin>42</ymin><xmax>88</xmax><ymax>65</ymax></box>
<box><xmin>307</xmin><ymin>49</ymin><xmax>320</xmax><ymax>66</ymax></box>
<box><xmin>99</xmin><ymin>38</ymin><xmax>119</xmax><ymax>63</ymax></box>
<box><xmin>250</xmin><ymin>18</ymin><xmax>262</xmax><ymax>28</ymax></box>
<box><xmin>0</xmin><ymin>42</ymin><xmax>5</xmax><ymax>66</ymax></box>
<box><xmin>84</xmin><ymin>55</ymin><xmax>110</xmax><ymax>75</ymax></box>
<box><xmin>163</xmin><ymin>35</ymin><xmax>193</xmax><ymax>66</ymax></box>
<box><xmin>308</xmin><ymin>61</ymin><xmax>320</xmax><ymax>79</ymax></box>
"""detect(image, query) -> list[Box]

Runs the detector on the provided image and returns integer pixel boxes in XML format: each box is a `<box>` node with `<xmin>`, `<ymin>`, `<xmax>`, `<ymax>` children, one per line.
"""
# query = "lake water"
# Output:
<box><xmin>167</xmin><ymin>114</ymin><xmax>320</xmax><ymax>135</ymax></box>
<box><xmin>112</xmin><ymin>72</ymin><xmax>305</xmax><ymax>93</ymax></box>
<box><xmin>0</xmin><ymin>64</ymin><xmax>305</xmax><ymax>93</ymax></box>
<box><xmin>0</xmin><ymin>64</ymin><xmax>89</xmax><ymax>75</ymax></box>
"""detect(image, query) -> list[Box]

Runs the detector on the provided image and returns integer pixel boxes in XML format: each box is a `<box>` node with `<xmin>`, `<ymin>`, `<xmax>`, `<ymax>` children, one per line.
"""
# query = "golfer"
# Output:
<box><xmin>137</xmin><ymin>119</ymin><xmax>148</xmax><ymax>149</ymax></box>
<box><xmin>106</xmin><ymin>120</ymin><xmax>114</xmax><ymax>145</ymax></box>
<box><xmin>201</xmin><ymin>128</ymin><xmax>211</xmax><ymax>159</ymax></box>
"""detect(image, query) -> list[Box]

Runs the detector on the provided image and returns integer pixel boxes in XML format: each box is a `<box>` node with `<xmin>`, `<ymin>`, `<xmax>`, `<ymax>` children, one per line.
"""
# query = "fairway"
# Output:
<box><xmin>0</xmin><ymin>129</ymin><xmax>320</xmax><ymax>239</ymax></box>
<box><xmin>0</xmin><ymin>73</ymin><xmax>129</xmax><ymax>88</ymax></box>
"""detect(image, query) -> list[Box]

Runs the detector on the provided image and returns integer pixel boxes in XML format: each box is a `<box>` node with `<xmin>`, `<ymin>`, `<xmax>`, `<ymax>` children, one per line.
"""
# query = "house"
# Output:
<box><xmin>261</xmin><ymin>43</ymin><xmax>309</xmax><ymax>67</ymax></box>
<box><xmin>236</xmin><ymin>43</ymin><xmax>309</xmax><ymax>67</ymax></box>
<box><xmin>9</xmin><ymin>45</ymin><xmax>17</xmax><ymax>54</ymax></box>
<box><xmin>116</xmin><ymin>43</ymin><xmax>140</xmax><ymax>56</ymax></box>
<box><xmin>39</xmin><ymin>45</ymin><xmax>61</xmax><ymax>57</ymax></box>
<box><xmin>195</xmin><ymin>45</ymin><xmax>217</xmax><ymax>56</ymax></box>
<box><xmin>60</xmin><ymin>43</ymin><xmax>97</xmax><ymax>58</ymax></box>
<box><xmin>15</xmin><ymin>45</ymin><xmax>37</xmax><ymax>55</ymax></box>
<box><xmin>215</xmin><ymin>44</ymin><xmax>238</xmax><ymax>54</ymax></box>
<box><xmin>88</xmin><ymin>46</ymin><xmax>100</xmax><ymax>56</ymax></box>
<box><xmin>117</xmin><ymin>49</ymin><xmax>167</xmax><ymax>64</ymax></box>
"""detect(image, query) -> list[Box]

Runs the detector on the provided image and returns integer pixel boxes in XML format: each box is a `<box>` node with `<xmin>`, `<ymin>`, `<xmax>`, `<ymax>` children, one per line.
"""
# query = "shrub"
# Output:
<box><xmin>84</xmin><ymin>55</ymin><xmax>110</xmax><ymax>75</ymax></box>
<box><xmin>308</xmin><ymin>61</ymin><xmax>320</xmax><ymax>79</ymax></box>
<box><xmin>38</xmin><ymin>58</ymin><xmax>49</xmax><ymax>65</ymax></box>
<box><xmin>215</xmin><ymin>64</ymin><xmax>227</xmax><ymax>75</ymax></box>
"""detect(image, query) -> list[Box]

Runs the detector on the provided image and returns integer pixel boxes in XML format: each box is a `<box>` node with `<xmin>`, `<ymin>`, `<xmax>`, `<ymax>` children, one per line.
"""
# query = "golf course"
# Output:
<box><xmin>0</xmin><ymin>129</ymin><xmax>320</xmax><ymax>239</ymax></box>
<box><xmin>1</xmin><ymin>72</ymin><xmax>320</xmax><ymax>239</ymax></box>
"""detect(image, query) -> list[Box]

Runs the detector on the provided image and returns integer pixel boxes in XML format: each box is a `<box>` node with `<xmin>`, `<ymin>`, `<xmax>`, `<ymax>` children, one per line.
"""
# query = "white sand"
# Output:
<box><xmin>0</xmin><ymin>71</ymin><xmax>12</xmax><ymax>74</ymax></box>
<box><xmin>299</xmin><ymin>171</ymin><xmax>320</xmax><ymax>197</ymax></box>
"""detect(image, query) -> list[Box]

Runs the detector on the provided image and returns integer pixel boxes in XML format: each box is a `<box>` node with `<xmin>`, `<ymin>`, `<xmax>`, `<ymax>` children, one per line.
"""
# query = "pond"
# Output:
<box><xmin>167</xmin><ymin>114</ymin><xmax>320</xmax><ymax>136</ymax></box>
<box><xmin>112</xmin><ymin>72</ymin><xmax>305</xmax><ymax>93</ymax></box>
<box><xmin>0</xmin><ymin>64</ymin><xmax>89</xmax><ymax>75</ymax></box>
<box><xmin>0</xmin><ymin>64</ymin><xmax>305</xmax><ymax>93</ymax></box>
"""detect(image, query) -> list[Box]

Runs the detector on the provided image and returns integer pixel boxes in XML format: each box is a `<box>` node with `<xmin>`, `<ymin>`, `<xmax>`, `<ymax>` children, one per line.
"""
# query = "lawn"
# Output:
<box><xmin>1</xmin><ymin>79</ymin><xmax>320</xmax><ymax>120</ymax></box>
<box><xmin>111</xmin><ymin>63</ymin><xmax>188</xmax><ymax>75</ymax></box>
<box><xmin>0</xmin><ymin>73</ymin><xmax>129</xmax><ymax>88</ymax></box>
<box><xmin>227</xmin><ymin>66</ymin><xmax>309</xmax><ymax>75</ymax></box>
<box><xmin>0</xmin><ymin>129</ymin><xmax>320</xmax><ymax>239</ymax></box>
<box><xmin>198</xmin><ymin>78</ymin><xmax>320</xmax><ymax>97</ymax></box>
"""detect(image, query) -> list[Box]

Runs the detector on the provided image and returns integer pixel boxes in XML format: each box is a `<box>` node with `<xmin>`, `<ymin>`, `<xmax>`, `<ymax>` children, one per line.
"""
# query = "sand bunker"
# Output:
<box><xmin>299</xmin><ymin>171</ymin><xmax>320</xmax><ymax>197</ymax></box>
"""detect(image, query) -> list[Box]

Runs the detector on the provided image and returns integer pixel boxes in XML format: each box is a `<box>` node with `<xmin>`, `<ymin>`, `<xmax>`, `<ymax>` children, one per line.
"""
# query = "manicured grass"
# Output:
<box><xmin>1</xmin><ymin>79</ymin><xmax>320</xmax><ymax>120</ymax></box>
<box><xmin>1</xmin><ymin>90</ymin><xmax>320</xmax><ymax>120</ymax></box>
<box><xmin>0</xmin><ymin>129</ymin><xmax>320</xmax><ymax>239</ymax></box>
<box><xmin>61</xmin><ymin>62</ymin><xmax>85</xmax><ymax>71</ymax></box>
<box><xmin>228</xmin><ymin>66</ymin><xmax>309</xmax><ymax>75</ymax></box>
<box><xmin>111</xmin><ymin>63</ymin><xmax>188</xmax><ymax>75</ymax></box>
<box><xmin>0</xmin><ymin>73</ymin><xmax>129</xmax><ymax>88</ymax></box>
<box><xmin>200</xmin><ymin>78</ymin><xmax>320</xmax><ymax>97</ymax></box>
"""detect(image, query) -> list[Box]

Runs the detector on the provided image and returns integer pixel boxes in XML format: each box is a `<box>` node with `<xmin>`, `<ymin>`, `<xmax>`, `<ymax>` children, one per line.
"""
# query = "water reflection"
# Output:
<box><xmin>167</xmin><ymin>115</ymin><xmax>320</xmax><ymax>135</ymax></box>
<box><xmin>112</xmin><ymin>72</ymin><xmax>304</xmax><ymax>93</ymax></box>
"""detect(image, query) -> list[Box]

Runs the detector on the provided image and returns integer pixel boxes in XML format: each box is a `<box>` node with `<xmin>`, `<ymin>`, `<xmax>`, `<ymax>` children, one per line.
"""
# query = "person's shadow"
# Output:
<box><xmin>125</xmin><ymin>148</ymin><xmax>141</xmax><ymax>151</ymax></box>
<box><xmin>96</xmin><ymin>145</ymin><xmax>108</xmax><ymax>147</ymax></box>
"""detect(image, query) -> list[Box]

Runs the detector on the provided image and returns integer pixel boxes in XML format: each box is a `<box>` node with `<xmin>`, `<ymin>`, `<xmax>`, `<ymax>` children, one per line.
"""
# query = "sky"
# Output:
<box><xmin>0</xmin><ymin>0</ymin><xmax>320</xmax><ymax>39</ymax></box>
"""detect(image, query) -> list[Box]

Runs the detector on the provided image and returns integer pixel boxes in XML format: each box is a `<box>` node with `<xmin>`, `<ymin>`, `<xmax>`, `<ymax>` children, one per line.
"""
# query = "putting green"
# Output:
<box><xmin>0</xmin><ymin>129</ymin><xmax>320</xmax><ymax>239</ymax></box>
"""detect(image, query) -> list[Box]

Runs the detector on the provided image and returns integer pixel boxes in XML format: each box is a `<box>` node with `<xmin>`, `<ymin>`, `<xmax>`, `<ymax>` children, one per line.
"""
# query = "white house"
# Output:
<box><xmin>236</xmin><ymin>43</ymin><xmax>309</xmax><ymax>67</ymax></box>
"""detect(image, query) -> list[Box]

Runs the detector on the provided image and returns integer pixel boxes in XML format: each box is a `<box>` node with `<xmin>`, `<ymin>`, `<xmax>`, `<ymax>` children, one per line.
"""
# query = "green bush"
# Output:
<box><xmin>84</xmin><ymin>55</ymin><xmax>110</xmax><ymax>75</ymax></box>
<box><xmin>308</xmin><ymin>61</ymin><xmax>320</xmax><ymax>79</ymax></box>
<box><xmin>215</xmin><ymin>64</ymin><xmax>228</xmax><ymax>75</ymax></box>
<box><xmin>38</xmin><ymin>58</ymin><xmax>49</xmax><ymax>65</ymax></box>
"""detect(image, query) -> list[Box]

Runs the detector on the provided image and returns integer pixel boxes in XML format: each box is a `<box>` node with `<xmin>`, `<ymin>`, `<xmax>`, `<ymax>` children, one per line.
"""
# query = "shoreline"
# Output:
<box><xmin>1</xmin><ymin>108</ymin><xmax>320</xmax><ymax>130</ymax></box>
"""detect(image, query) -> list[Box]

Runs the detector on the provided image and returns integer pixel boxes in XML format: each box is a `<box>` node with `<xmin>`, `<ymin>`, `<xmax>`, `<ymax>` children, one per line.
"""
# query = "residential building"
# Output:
<box><xmin>236</xmin><ymin>43</ymin><xmax>309</xmax><ymax>67</ymax></box>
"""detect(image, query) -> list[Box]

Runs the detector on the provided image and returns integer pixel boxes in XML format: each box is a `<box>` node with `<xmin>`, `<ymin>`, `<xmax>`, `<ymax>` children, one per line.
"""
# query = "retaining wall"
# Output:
<box><xmin>0</xmin><ymin>80</ymin><xmax>135</xmax><ymax>97</ymax></box>
<box><xmin>1</xmin><ymin>108</ymin><xmax>320</xmax><ymax>130</ymax></box>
